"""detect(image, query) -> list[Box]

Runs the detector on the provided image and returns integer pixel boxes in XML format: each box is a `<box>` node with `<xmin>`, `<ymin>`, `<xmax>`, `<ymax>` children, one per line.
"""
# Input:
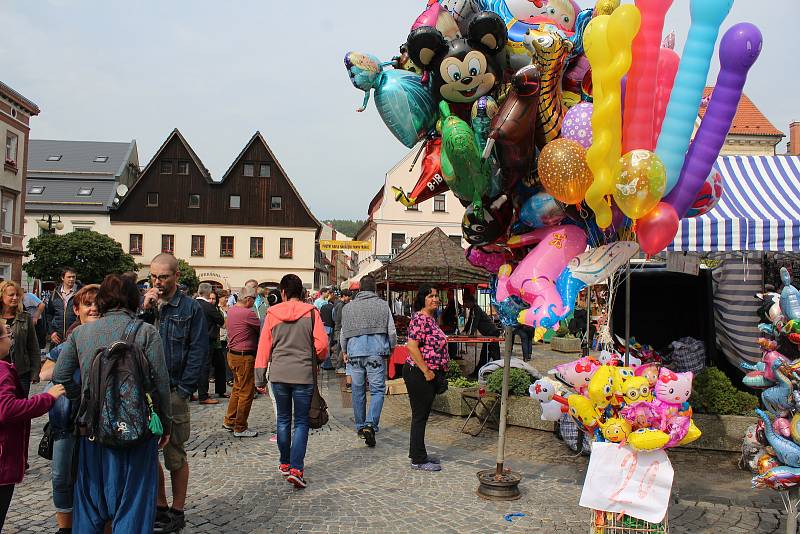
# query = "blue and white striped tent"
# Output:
<box><xmin>669</xmin><ymin>155</ymin><xmax>800</xmax><ymax>252</ymax></box>
<box><xmin>668</xmin><ymin>155</ymin><xmax>800</xmax><ymax>366</ymax></box>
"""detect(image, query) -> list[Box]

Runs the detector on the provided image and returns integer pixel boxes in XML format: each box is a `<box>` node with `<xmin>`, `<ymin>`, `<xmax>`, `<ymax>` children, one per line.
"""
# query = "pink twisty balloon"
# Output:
<box><xmin>622</xmin><ymin>0</ymin><xmax>674</xmax><ymax>153</ymax></box>
<box><xmin>665</xmin><ymin>23</ymin><xmax>763</xmax><ymax>218</ymax></box>
<box><xmin>651</xmin><ymin>47</ymin><xmax>680</xmax><ymax>147</ymax></box>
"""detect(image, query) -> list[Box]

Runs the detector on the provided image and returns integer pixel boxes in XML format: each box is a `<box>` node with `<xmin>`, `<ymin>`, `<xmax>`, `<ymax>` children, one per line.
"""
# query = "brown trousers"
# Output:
<box><xmin>224</xmin><ymin>353</ymin><xmax>255</xmax><ymax>432</ymax></box>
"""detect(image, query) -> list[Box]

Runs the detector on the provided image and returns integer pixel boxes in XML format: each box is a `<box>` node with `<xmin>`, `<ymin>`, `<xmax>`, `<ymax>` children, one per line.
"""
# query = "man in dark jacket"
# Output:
<box><xmin>195</xmin><ymin>283</ymin><xmax>225</xmax><ymax>404</ymax></box>
<box><xmin>141</xmin><ymin>254</ymin><xmax>208</xmax><ymax>534</ymax></box>
<box><xmin>45</xmin><ymin>267</ymin><xmax>80</xmax><ymax>346</ymax></box>
<box><xmin>332</xmin><ymin>290</ymin><xmax>352</xmax><ymax>372</ymax></box>
<box><xmin>463</xmin><ymin>291</ymin><xmax>501</xmax><ymax>368</ymax></box>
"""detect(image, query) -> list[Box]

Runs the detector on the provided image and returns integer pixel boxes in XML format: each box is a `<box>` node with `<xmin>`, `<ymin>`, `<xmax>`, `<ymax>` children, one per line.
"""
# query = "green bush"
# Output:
<box><xmin>449</xmin><ymin>377</ymin><xmax>479</xmax><ymax>388</ymax></box>
<box><xmin>445</xmin><ymin>361</ymin><xmax>463</xmax><ymax>381</ymax></box>
<box><xmin>486</xmin><ymin>368</ymin><xmax>533</xmax><ymax>397</ymax></box>
<box><xmin>689</xmin><ymin>367</ymin><xmax>759</xmax><ymax>416</ymax></box>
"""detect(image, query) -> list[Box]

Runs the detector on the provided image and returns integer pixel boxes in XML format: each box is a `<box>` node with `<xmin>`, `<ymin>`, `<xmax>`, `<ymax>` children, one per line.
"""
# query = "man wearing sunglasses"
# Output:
<box><xmin>141</xmin><ymin>254</ymin><xmax>208</xmax><ymax>534</ymax></box>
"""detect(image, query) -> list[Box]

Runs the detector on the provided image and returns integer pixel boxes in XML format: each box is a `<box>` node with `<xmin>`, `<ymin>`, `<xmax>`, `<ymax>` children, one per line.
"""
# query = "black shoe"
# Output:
<box><xmin>154</xmin><ymin>509</ymin><xmax>185</xmax><ymax>533</ymax></box>
<box><xmin>361</xmin><ymin>426</ymin><xmax>376</xmax><ymax>447</ymax></box>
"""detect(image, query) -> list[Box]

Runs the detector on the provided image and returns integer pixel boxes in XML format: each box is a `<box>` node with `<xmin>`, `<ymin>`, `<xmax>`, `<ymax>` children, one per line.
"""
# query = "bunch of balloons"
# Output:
<box><xmin>345</xmin><ymin>0</ymin><xmax>762</xmax><ymax>331</ymax></box>
<box><xmin>530</xmin><ymin>355</ymin><xmax>701</xmax><ymax>450</ymax></box>
<box><xmin>740</xmin><ymin>268</ymin><xmax>800</xmax><ymax>491</ymax></box>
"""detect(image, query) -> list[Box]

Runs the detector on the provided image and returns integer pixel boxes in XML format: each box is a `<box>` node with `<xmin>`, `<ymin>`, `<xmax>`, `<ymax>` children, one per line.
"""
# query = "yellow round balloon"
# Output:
<box><xmin>613</xmin><ymin>149</ymin><xmax>666</xmax><ymax>220</ymax></box>
<box><xmin>538</xmin><ymin>138</ymin><xmax>593</xmax><ymax>205</ymax></box>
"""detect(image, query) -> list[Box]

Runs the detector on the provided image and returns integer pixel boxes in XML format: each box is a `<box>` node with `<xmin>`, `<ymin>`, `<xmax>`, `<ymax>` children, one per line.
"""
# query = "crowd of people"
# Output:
<box><xmin>0</xmin><ymin>257</ymin><xmax>456</xmax><ymax>533</ymax></box>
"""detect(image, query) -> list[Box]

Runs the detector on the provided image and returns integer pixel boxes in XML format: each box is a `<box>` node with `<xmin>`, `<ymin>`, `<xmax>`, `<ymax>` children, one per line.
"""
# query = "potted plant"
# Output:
<box><xmin>484</xmin><ymin>368</ymin><xmax>554</xmax><ymax>431</ymax></box>
<box><xmin>550</xmin><ymin>325</ymin><xmax>582</xmax><ymax>353</ymax></box>
<box><xmin>431</xmin><ymin>361</ymin><xmax>479</xmax><ymax>417</ymax></box>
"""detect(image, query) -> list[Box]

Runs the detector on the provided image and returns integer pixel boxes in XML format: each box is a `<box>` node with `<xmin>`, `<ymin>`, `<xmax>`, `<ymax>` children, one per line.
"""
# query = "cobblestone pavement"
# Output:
<box><xmin>4</xmin><ymin>372</ymin><xmax>789</xmax><ymax>533</ymax></box>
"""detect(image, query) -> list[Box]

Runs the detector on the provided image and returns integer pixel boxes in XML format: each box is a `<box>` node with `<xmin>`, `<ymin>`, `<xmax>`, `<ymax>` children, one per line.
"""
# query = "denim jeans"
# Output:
<box><xmin>347</xmin><ymin>355</ymin><xmax>386</xmax><ymax>432</ymax></box>
<box><xmin>52</xmin><ymin>435</ymin><xmax>76</xmax><ymax>513</ymax></box>
<box><xmin>272</xmin><ymin>382</ymin><xmax>314</xmax><ymax>471</ymax></box>
<box><xmin>513</xmin><ymin>325</ymin><xmax>533</xmax><ymax>360</ymax></box>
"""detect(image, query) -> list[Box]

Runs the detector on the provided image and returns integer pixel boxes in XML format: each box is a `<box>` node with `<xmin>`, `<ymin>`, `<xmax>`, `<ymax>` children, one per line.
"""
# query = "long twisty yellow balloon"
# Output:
<box><xmin>583</xmin><ymin>5</ymin><xmax>640</xmax><ymax>228</ymax></box>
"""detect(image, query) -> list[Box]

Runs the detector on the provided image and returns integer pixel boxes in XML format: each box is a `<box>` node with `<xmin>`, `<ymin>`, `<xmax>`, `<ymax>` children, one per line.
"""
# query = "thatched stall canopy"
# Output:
<box><xmin>371</xmin><ymin>227</ymin><xmax>490</xmax><ymax>290</ymax></box>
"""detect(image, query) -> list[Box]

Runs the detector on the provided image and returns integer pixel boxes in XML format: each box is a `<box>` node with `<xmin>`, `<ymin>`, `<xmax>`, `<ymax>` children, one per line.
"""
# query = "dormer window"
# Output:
<box><xmin>28</xmin><ymin>186</ymin><xmax>44</xmax><ymax>195</ymax></box>
<box><xmin>77</xmin><ymin>187</ymin><xmax>93</xmax><ymax>196</ymax></box>
<box><xmin>46</xmin><ymin>155</ymin><xmax>62</xmax><ymax>162</ymax></box>
<box><xmin>93</xmin><ymin>156</ymin><xmax>108</xmax><ymax>163</ymax></box>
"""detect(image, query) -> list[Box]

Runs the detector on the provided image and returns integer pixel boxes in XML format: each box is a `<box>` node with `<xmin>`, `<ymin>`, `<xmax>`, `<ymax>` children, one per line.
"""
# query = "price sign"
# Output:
<box><xmin>579</xmin><ymin>442</ymin><xmax>674</xmax><ymax>524</ymax></box>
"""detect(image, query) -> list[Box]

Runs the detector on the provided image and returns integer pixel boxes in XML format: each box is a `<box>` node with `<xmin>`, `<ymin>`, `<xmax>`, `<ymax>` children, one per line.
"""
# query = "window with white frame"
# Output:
<box><xmin>1</xmin><ymin>194</ymin><xmax>14</xmax><ymax>233</ymax></box>
<box><xmin>434</xmin><ymin>194</ymin><xmax>446</xmax><ymax>212</ymax></box>
<box><xmin>5</xmin><ymin>132</ymin><xmax>18</xmax><ymax>166</ymax></box>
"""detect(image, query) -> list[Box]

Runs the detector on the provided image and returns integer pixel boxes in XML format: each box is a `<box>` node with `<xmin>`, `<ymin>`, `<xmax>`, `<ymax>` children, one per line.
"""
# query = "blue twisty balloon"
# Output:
<box><xmin>654</xmin><ymin>0</ymin><xmax>733</xmax><ymax>195</ymax></box>
<box><xmin>345</xmin><ymin>52</ymin><xmax>436</xmax><ymax>148</ymax></box>
<box><xmin>490</xmin><ymin>275</ymin><xmax>529</xmax><ymax>327</ymax></box>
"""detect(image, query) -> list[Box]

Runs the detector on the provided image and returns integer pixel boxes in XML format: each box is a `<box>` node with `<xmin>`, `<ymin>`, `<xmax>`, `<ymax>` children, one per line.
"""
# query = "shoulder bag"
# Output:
<box><xmin>307</xmin><ymin>310</ymin><xmax>329</xmax><ymax>429</ymax></box>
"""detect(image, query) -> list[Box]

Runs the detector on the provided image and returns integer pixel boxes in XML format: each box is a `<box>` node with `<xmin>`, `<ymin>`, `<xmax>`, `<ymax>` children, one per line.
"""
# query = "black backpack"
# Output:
<box><xmin>78</xmin><ymin>320</ymin><xmax>163</xmax><ymax>448</ymax></box>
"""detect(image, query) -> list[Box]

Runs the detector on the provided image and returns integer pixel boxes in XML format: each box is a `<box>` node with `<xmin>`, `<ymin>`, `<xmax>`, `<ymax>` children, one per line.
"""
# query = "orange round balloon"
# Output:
<box><xmin>538</xmin><ymin>138</ymin><xmax>593</xmax><ymax>205</ymax></box>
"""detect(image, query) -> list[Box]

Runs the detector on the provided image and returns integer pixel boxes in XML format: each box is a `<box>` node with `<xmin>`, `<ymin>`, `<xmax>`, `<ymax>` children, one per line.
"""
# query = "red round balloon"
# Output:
<box><xmin>637</xmin><ymin>202</ymin><xmax>679</xmax><ymax>256</ymax></box>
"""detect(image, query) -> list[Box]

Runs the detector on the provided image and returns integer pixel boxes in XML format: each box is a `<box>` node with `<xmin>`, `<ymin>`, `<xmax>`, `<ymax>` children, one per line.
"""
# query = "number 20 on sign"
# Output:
<box><xmin>579</xmin><ymin>442</ymin><xmax>674</xmax><ymax>524</ymax></box>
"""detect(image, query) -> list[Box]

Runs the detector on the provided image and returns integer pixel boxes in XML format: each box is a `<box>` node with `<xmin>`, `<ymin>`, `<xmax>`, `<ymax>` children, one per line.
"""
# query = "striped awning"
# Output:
<box><xmin>669</xmin><ymin>155</ymin><xmax>800</xmax><ymax>252</ymax></box>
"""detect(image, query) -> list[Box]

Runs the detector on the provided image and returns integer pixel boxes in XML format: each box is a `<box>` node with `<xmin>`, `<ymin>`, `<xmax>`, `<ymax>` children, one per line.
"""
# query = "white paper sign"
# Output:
<box><xmin>666</xmin><ymin>252</ymin><xmax>700</xmax><ymax>276</ymax></box>
<box><xmin>579</xmin><ymin>442</ymin><xmax>674</xmax><ymax>524</ymax></box>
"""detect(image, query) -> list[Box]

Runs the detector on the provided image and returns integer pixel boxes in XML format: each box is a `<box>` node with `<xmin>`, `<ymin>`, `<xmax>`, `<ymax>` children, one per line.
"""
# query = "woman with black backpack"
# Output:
<box><xmin>52</xmin><ymin>273</ymin><xmax>172</xmax><ymax>533</ymax></box>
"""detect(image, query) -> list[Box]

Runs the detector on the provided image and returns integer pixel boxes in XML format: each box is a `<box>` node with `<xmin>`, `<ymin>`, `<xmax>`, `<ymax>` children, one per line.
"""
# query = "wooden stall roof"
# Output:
<box><xmin>371</xmin><ymin>227</ymin><xmax>489</xmax><ymax>288</ymax></box>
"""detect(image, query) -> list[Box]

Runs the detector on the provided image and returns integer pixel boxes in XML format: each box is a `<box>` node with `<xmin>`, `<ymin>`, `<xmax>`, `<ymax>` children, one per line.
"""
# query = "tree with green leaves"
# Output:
<box><xmin>175</xmin><ymin>258</ymin><xmax>199</xmax><ymax>295</ymax></box>
<box><xmin>24</xmin><ymin>231</ymin><xmax>138</xmax><ymax>284</ymax></box>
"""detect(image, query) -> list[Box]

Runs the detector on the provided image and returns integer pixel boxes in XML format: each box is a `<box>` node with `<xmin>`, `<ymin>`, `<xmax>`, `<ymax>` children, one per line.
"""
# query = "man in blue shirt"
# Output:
<box><xmin>339</xmin><ymin>275</ymin><xmax>396</xmax><ymax>447</ymax></box>
<box><xmin>141</xmin><ymin>254</ymin><xmax>208</xmax><ymax>534</ymax></box>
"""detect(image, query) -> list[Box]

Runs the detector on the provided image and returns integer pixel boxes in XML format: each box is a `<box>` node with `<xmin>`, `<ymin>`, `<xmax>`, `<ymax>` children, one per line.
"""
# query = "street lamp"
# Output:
<box><xmin>36</xmin><ymin>214</ymin><xmax>64</xmax><ymax>234</ymax></box>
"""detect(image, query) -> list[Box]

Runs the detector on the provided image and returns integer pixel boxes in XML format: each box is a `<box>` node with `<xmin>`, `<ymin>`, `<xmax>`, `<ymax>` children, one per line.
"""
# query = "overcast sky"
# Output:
<box><xmin>3</xmin><ymin>1</ymin><xmax>796</xmax><ymax>220</ymax></box>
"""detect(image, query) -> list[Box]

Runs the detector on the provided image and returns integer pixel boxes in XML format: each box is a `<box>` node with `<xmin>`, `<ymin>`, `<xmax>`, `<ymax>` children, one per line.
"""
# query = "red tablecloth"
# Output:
<box><xmin>388</xmin><ymin>345</ymin><xmax>409</xmax><ymax>379</ymax></box>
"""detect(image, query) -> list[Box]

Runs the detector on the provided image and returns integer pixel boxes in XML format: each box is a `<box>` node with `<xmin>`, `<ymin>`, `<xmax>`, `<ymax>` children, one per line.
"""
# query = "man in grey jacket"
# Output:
<box><xmin>340</xmin><ymin>275</ymin><xmax>396</xmax><ymax>447</ymax></box>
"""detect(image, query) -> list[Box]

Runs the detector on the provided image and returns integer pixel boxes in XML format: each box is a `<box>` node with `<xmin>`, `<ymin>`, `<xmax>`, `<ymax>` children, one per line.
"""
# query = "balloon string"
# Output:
<box><xmin>408</xmin><ymin>139</ymin><xmax>427</xmax><ymax>172</ymax></box>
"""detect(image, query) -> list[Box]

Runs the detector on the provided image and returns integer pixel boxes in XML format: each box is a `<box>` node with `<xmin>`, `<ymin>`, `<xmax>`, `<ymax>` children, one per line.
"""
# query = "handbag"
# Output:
<box><xmin>38</xmin><ymin>422</ymin><xmax>54</xmax><ymax>460</ymax></box>
<box><xmin>434</xmin><ymin>369</ymin><xmax>448</xmax><ymax>395</ymax></box>
<box><xmin>307</xmin><ymin>310</ymin><xmax>329</xmax><ymax>429</ymax></box>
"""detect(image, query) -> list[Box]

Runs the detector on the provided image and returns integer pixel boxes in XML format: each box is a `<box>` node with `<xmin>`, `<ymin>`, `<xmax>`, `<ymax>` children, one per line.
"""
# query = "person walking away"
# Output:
<box><xmin>319</xmin><ymin>293</ymin><xmax>336</xmax><ymax>370</ymax></box>
<box><xmin>22</xmin><ymin>290</ymin><xmax>46</xmax><ymax>353</ymax></box>
<box><xmin>512</xmin><ymin>324</ymin><xmax>534</xmax><ymax>361</ymax></box>
<box><xmin>52</xmin><ymin>273</ymin><xmax>172</xmax><ymax>534</ymax></box>
<box><xmin>140</xmin><ymin>254</ymin><xmax>207</xmax><ymax>533</ymax></box>
<box><xmin>0</xmin><ymin>320</ymin><xmax>65</xmax><ymax>531</ymax></box>
<box><xmin>39</xmin><ymin>284</ymin><xmax>100</xmax><ymax>534</ymax></box>
<box><xmin>403</xmin><ymin>284</ymin><xmax>449</xmax><ymax>472</ymax></box>
<box><xmin>463</xmin><ymin>291</ymin><xmax>500</xmax><ymax>369</ymax></box>
<box><xmin>255</xmin><ymin>274</ymin><xmax>328</xmax><ymax>489</ymax></box>
<box><xmin>340</xmin><ymin>275</ymin><xmax>396</xmax><ymax>447</ymax></box>
<box><xmin>222</xmin><ymin>285</ymin><xmax>261</xmax><ymax>437</ymax></box>
<box><xmin>46</xmin><ymin>267</ymin><xmax>80</xmax><ymax>347</ymax></box>
<box><xmin>195</xmin><ymin>283</ymin><xmax>225</xmax><ymax>405</ymax></box>
<box><xmin>332</xmin><ymin>290</ymin><xmax>351</xmax><ymax>373</ymax></box>
<box><xmin>253</xmin><ymin>285</ymin><xmax>268</xmax><ymax>324</ymax></box>
<box><xmin>0</xmin><ymin>281</ymin><xmax>41</xmax><ymax>397</ymax></box>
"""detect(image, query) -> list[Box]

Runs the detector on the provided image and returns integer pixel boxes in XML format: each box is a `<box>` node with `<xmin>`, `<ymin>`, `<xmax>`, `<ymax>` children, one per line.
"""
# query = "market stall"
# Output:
<box><xmin>370</xmin><ymin>227</ymin><xmax>498</xmax><ymax>377</ymax></box>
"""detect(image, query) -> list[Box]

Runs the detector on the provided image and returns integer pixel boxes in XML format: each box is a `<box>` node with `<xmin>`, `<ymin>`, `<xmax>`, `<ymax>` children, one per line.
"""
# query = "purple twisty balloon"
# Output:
<box><xmin>665</xmin><ymin>23</ymin><xmax>762</xmax><ymax>218</ymax></box>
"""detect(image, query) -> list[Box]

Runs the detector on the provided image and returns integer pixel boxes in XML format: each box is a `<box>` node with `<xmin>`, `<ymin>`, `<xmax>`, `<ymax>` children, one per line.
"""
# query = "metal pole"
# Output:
<box><xmin>586</xmin><ymin>284</ymin><xmax>592</xmax><ymax>354</ymax></box>
<box><xmin>495</xmin><ymin>325</ymin><xmax>513</xmax><ymax>475</ymax></box>
<box><xmin>624</xmin><ymin>261</ymin><xmax>631</xmax><ymax>367</ymax></box>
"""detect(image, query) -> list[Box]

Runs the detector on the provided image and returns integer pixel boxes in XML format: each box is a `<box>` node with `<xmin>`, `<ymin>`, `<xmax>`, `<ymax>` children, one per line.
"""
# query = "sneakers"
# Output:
<box><xmin>287</xmin><ymin>468</ymin><xmax>307</xmax><ymax>488</ymax></box>
<box><xmin>269</xmin><ymin>434</ymin><xmax>278</xmax><ymax>443</ymax></box>
<box><xmin>153</xmin><ymin>508</ymin><xmax>185</xmax><ymax>533</ymax></box>
<box><xmin>233</xmin><ymin>429</ymin><xmax>258</xmax><ymax>438</ymax></box>
<box><xmin>411</xmin><ymin>461</ymin><xmax>442</xmax><ymax>472</ymax></box>
<box><xmin>359</xmin><ymin>426</ymin><xmax>376</xmax><ymax>447</ymax></box>
<box><xmin>222</xmin><ymin>423</ymin><xmax>234</xmax><ymax>432</ymax></box>
<box><xmin>279</xmin><ymin>463</ymin><xmax>290</xmax><ymax>476</ymax></box>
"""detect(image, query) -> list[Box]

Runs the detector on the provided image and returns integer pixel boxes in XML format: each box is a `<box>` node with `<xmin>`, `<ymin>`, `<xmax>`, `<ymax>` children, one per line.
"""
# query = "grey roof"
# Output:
<box><xmin>27</xmin><ymin>139</ymin><xmax>137</xmax><ymax>178</ymax></box>
<box><xmin>25</xmin><ymin>179</ymin><xmax>116</xmax><ymax>213</ymax></box>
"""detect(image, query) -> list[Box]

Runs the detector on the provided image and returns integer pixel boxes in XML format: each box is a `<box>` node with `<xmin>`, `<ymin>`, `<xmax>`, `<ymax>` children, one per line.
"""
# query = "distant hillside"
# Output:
<box><xmin>324</xmin><ymin>219</ymin><xmax>365</xmax><ymax>237</ymax></box>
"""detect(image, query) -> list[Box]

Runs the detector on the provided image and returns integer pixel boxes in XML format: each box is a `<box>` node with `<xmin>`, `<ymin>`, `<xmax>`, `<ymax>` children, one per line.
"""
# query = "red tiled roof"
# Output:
<box><xmin>699</xmin><ymin>87</ymin><xmax>784</xmax><ymax>137</ymax></box>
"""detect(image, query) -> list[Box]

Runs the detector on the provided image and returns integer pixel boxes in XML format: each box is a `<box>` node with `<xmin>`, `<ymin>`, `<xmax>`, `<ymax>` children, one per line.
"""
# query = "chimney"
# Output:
<box><xmin>791</xmin><ymin>122</ymin><xmax>800</xmax><ymax>156</ymax></box>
